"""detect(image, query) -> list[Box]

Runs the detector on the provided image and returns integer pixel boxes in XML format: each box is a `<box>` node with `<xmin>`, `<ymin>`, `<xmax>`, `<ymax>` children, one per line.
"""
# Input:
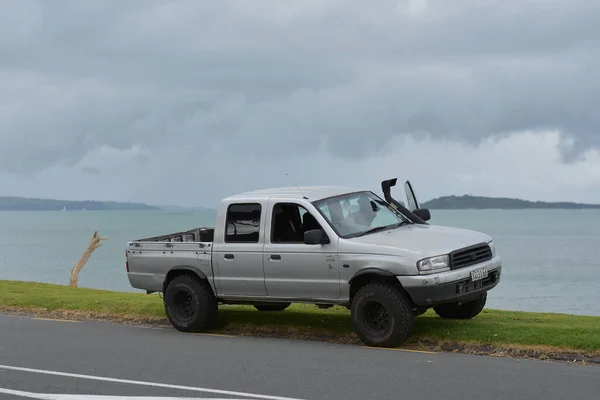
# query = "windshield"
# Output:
<box><xmin>312</xmin><ymin>191</ymin><xmax>411</xmax><ymax>238</ymax></box>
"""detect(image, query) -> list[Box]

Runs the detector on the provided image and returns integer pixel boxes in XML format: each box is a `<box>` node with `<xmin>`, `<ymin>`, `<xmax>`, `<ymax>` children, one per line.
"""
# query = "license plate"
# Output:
<box><xmin>470</xmin><ymin>267</ymin><xmax>488</xmax><ymax>282</ymax></box>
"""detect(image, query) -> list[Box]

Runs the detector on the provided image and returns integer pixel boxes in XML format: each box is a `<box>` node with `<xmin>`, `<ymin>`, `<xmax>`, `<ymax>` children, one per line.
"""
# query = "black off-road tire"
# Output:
<box><xmin>351</xmin><ymin>283</ymin><xmax>415</xmax><ymax>348</ymax></box>
<box><xmin>163</xmin><ymin>274</ymin><xmax>218</xmax><ymax>332</ymax></box>
<box><xmin>433</xmin><ymin>293</ymin><xmax>487</xmax><ymax>320</ymax></box>
<box><xmin>253</xmin><ymin>303</ymin><xmax>291</xmax><ymax>312</ymax></box>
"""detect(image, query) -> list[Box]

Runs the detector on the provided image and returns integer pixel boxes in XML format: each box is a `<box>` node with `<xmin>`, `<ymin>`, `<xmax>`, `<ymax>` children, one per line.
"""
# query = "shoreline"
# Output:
<box><xmin>1</xmin><ymin>280</ymin><xmax>599</xmax><ymax>366</ymax></box>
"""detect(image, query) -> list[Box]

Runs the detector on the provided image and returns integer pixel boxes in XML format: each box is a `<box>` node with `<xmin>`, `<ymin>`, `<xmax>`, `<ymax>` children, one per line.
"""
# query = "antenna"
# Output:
<box><xmin>286</xmin><ymin>173</ymin><xmax>308</xmax><ymax>199</ymax></box>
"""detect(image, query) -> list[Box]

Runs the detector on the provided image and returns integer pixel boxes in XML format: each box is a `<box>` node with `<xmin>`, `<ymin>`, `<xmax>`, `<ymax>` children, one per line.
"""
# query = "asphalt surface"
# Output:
<box><xmin>0</xmin><ymin>314</ymin><xmax>598</xmax><ymax>400</ymax></box>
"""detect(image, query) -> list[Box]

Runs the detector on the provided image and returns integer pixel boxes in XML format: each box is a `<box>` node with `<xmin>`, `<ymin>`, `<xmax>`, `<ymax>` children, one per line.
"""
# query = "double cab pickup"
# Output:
<box><xmin>126</xmin><ymin>178</ymin><xmax>502</xmax><ymax>347</ymax></box>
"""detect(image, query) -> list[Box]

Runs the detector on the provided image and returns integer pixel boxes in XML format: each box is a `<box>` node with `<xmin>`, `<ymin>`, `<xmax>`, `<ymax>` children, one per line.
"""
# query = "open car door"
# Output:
<box><xmin>403</xmin><ymin>180</ymin><xmax>431</xmax><ymax>222</ymax></box>
<box><xmin>404</xmin><ymin>180</ymin><xmax>420</xmax><ymax>211</ymax></box>
<box><xmin>381</xmin><ymin>178</ymin><xmax>431</xmax><ymax>224</ymax></box>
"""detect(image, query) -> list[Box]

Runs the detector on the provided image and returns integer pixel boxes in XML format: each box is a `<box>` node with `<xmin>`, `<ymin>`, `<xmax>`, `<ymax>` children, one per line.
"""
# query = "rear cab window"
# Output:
<box><xmin>225</xmin><ymin>203</ymin><xmax>262</xmax><ymax>243</ymax></box>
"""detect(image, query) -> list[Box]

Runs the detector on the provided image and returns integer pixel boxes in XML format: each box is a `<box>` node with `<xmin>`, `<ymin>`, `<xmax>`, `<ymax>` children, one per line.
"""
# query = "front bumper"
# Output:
<box><xmin>397</xmin><ymin>256</ymin><xmax>502</xmax><ymax>307</ymax></box>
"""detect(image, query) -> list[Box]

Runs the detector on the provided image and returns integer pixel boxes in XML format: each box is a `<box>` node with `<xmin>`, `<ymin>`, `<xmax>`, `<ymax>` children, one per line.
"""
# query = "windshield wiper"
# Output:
<box><xmin>356</xmin><ymin>221</ymin><xmax>407</xmax><ymax>237</ymax></box>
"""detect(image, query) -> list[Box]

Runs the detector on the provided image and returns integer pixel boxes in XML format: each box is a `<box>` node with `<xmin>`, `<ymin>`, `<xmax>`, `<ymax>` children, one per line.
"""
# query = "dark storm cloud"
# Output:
<box><xmin>1</xmin><ymin>0</ymin><xmax>599</xmax><ymax>174</ymax></box>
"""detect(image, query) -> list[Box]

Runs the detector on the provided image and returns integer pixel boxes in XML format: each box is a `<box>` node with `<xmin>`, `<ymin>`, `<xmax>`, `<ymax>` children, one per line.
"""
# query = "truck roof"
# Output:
<box><xmin>223</xmin><ymin>185</ymin><xmax>366</xmax><ymax>202</ymax></box>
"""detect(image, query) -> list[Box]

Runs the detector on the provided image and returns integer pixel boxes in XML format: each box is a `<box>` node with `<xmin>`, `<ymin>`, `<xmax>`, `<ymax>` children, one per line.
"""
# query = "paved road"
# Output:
<box><xmin>0</xmin><ymin>314</ymin><xmax>598</xmax><ymax>399</ymax></box>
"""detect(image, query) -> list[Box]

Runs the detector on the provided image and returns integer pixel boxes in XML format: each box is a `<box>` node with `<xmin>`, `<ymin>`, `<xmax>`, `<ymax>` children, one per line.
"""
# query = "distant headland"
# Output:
<box><xmin>0</xmin><ymin>196</ymin><xmax>159</xmax><ymax>211</ymax></box>
<box><xmin>421</xmin><ymin>195</ymin><xmax>600</xmax><ymax>210</ymax></box>
<box><xmin>2</xmin><ymin>194</ymin><xmax>598</xmax><ymax>211</ymax></box>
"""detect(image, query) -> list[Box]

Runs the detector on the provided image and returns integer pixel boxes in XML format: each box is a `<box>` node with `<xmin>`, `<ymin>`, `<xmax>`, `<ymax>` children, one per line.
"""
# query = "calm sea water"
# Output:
<box><xmin>0</xmin><ymin>209</ymin><xmax>598</xmax><ymax>316</ymax></box>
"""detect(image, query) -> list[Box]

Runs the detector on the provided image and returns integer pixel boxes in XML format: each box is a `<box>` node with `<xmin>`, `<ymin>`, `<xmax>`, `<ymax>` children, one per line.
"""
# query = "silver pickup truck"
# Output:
<box><xmin>125</xmin><ymin>178</ymin><xmax>502</xmax><ymax>347</ymax></box>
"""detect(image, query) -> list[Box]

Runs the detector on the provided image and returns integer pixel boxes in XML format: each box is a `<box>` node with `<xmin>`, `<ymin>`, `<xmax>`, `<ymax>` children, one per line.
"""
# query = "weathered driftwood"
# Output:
<box><xmin>69</xmin><ymin>231</ymin><xmax>107</xmax><ymax>288</ymax></box>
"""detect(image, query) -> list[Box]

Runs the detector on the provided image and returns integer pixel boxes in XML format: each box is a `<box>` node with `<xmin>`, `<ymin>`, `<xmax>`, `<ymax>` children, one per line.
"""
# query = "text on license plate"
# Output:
<box><xmin>470</xmin><ymin>267</ymin><xmax>489</xmax><ymax>281</ymax></box>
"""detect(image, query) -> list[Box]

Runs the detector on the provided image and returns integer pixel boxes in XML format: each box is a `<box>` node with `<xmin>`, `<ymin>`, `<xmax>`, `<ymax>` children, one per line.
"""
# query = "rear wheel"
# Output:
<box><xmin>163</xmin><ymin>274</ymin><xmax>218</xmax><ymax>332</ymax></box>
<box><xmin>433</xmin><ymin>293</ymin><xmax>487</xmax><ymax>319</ymax></box>
<box><xmin>351</xmin><ymin>283</ymin><xmax>414</xmax><ymax>348</ymax></box>
<box><xmin>253</xmin><ymin>303</ymin><xmax>291</xmax><ymax>312</ymax></box>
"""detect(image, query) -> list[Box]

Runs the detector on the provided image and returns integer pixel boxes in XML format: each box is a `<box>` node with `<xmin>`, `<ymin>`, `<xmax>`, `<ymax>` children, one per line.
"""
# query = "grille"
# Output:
<box><xmin>450</xmin><ymin>243</ymin><xmax>492</xmax><ymax>270</ymax></box>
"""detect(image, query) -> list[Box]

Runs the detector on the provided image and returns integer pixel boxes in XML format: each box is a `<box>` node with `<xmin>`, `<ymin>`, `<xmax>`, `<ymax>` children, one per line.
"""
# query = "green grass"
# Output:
<box><xmin>1</xmin><ymin>280</ymin><xmax>599</xmax><ymax>355</ymax></box>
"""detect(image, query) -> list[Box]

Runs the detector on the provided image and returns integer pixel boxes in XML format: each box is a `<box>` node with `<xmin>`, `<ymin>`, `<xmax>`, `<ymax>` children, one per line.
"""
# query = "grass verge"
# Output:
<box><xmin>1</xmin><ymin>280</ymin><xmax>599</xmax><ymax>365</ymax></box>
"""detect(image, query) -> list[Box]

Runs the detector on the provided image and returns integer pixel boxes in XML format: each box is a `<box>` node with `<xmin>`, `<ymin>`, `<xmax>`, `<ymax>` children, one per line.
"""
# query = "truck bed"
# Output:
<box><xmin>126</xmin><ymin>226</ymin><xmax>215</xmax><ymax>293</ymax></box>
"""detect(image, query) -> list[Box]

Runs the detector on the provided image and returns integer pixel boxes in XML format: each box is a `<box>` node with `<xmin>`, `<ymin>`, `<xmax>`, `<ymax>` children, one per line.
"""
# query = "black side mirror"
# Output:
<box><xmin>304</xmin><ymin>229</ymin><xmax>330</xmax><ymax>245</ymax></box>
<box><xmin>413</xmin><ymin>208</ymin><xmax>431</xmax><ymax>222</ymax></box>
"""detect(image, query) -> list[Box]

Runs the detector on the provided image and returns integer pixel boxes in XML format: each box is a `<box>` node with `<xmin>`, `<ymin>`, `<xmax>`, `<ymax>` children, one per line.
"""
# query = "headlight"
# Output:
<box><xmin>488</xmin><ymin>240</ymin><xmax>496</xmax><ymax>257</ymax></box>
<box><xmin>417</xmin><ymin>254</ymin><xmax>449</xmax><ymax>272</ymax></box>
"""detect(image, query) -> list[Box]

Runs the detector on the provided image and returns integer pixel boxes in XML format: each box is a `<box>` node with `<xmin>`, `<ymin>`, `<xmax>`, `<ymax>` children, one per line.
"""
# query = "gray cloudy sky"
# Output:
<box><xmin>1</xmin><ymin>0</ymin><xmax>599</xmax><ymax>207</ymax></box>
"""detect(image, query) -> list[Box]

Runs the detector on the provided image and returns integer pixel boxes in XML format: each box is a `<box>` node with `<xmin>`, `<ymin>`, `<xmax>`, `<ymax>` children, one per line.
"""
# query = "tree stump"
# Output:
<box><xmin>69</xmin><ymin>231</ymin><xmax>108</xmax><ymax>288</ymax></box>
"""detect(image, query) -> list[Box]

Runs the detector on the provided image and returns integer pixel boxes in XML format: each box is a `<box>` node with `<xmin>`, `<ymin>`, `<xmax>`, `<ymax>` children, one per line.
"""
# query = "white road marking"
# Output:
<box><xmin>0</xmin><ymin>388</ymin><xmax>251</xmax><ymax>399</ymax></box>
<box><xmin>32</xmin><ymin>318</ymin><xmax>79</xmax><ymax>323</ymax></box>
<box><xmin>0</xmin><ymin>365</ymin><xmax>305</xmax><ymax>400</ymax></box>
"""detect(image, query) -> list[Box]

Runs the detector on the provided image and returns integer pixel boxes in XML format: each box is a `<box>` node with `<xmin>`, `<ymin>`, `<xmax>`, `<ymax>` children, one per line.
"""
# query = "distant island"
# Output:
<box><xmin>0</xmin><ymin>196</ymin><xmax>159</xmax><ymax>211</ymax></box>
<box><xmin>422</xmin><ymin>195</ymin><xmax>600</xmax><ymax>210</ymax></box>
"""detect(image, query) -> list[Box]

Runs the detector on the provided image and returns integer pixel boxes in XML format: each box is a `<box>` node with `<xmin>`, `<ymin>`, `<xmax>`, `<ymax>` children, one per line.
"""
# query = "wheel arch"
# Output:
<box><xmin>163</xmin><ymin>265</ymin><xmax>211</xmax><ymax>293</ymax></box>
<box><xmin>348</xmin><ymin>268</ymin><xmax>412</xmax><ymax>304</ymax></box>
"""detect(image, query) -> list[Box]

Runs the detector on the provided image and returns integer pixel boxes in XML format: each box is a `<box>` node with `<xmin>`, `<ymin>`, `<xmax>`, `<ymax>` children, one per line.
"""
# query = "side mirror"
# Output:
<box><xmin>304</xmin><ymin>229</ymin><xmax>330</xmax><ymax>245</ymax></box>
<box><xmin>413</xmin><ymin>208</ymin><xmax>431</xmax><ymax>222</ymax></box>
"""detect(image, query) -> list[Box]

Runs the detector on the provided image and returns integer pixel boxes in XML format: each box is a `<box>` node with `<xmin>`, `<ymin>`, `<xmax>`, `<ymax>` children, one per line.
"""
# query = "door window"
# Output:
<box><xmin>225</xmin><ymin>203</ymin><xmax>261</xmax><ymax>243</ymax></box>
<box><xmin>271</xmin><ymin>203</ymin><xmax>322</xmax><ymax>243</ymax></box>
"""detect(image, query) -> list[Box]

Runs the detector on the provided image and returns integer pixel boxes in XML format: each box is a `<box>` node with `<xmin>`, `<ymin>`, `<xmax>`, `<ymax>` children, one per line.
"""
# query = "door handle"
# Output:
<box><xmin>270</xmin><ymin>254</ymin><xmax>281</xmax><ymax>261</ymax></box>
<box><xmin>224</xmin><ymin>254</ymin><xmax>234</xmax><ymax>260</ymax></box>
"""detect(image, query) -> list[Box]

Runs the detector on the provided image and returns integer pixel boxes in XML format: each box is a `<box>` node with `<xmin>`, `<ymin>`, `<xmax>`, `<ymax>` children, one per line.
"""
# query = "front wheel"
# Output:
<box><xmin>433</xmin><ymin>293</ymin><xmax>487</xmax><ymax>319</ymax></box>
<box><xmin>351</xmin><ymin>283</ymin><xmax>414</xmax><ymax>348</ymax></box>
<box><xmin>163</xmin><ymin>274</ymin><xmax>218</xmax><ymax>332</ymax></box>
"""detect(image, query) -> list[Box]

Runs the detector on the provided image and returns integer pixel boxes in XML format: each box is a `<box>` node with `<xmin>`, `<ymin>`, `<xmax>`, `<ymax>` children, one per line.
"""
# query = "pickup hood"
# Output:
<box><xmin>341</xmin><ymin>223</ymin><xmax>492</xmax><ymax>259</ymax></box>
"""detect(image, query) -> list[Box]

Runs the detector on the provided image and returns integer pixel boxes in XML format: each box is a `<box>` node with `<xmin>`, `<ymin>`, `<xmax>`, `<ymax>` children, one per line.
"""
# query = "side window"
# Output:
<box><xmin>225</xmin><ymin>203</ymin><xmax>261</xmax><ymax>243</ymax></box>
<box><xmin>271</xmin><ymin>203</ymin><xmax>321</xmax><ymax>243</ymax></box>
